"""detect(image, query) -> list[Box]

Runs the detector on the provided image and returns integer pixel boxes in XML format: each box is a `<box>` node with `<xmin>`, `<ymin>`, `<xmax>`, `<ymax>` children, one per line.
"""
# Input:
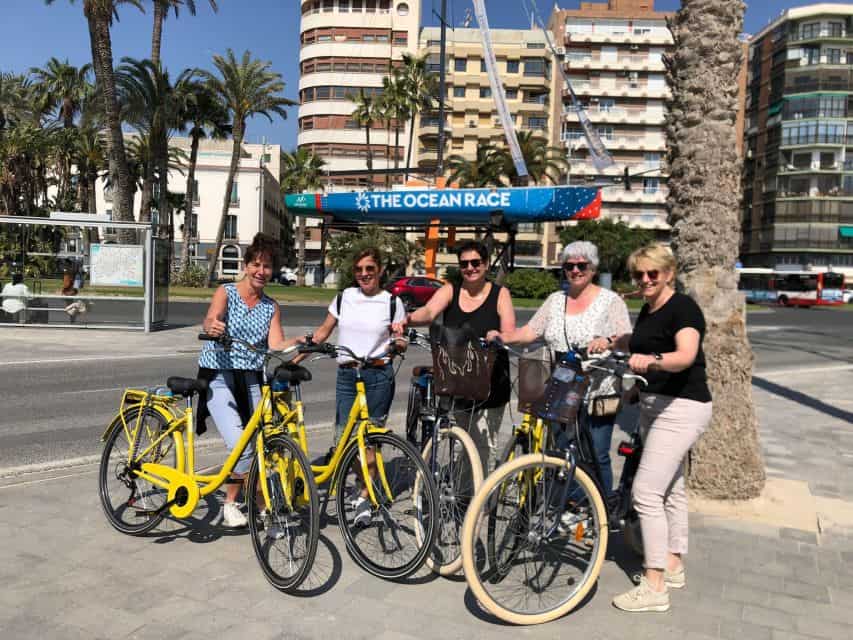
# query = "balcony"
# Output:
<box><xmin>565</xmin><ymin>106</ymin><xmax>665</xmax><ymax>125</ymax></box>
<box><xmin>564</xmin><ymin>31</ymin><xmax>672</xmax><ymax>46</ymax></box>
<box><xmin>784</xmin><ymin>79</ymin><xmax>853</xmax><ymax>94</ymax></box>
<box><xmin>788</xmin><ymin>28</ymin><xmax>853</xmax><ymax>44</ymax></box>
<box><xmin>780</xmin><ymin>134</ymin><xmax>852</xmax><ymax>148</ymax></box>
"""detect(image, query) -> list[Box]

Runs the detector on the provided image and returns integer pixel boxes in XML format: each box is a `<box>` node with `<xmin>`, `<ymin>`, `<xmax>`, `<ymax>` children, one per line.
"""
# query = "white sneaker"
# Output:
<box><xmin>222</xmin><ymin>502</ymin><xmax>248</xmax><ymax>528</ymax></box>
<box><xmin>351</xmin><ymin>496</ymin><xmax>372</xmax><ymax>527</ymax></box>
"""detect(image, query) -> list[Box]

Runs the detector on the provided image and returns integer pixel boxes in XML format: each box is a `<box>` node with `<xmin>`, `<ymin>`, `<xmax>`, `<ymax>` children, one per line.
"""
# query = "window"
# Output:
<box><xmin>527</xmin><ymin>116</ymin><xmax>547</xmax><ymax>130</ymax></box>
<box><xmin>454</xmin><ymin>58</ymin><xmax>467</xmax><ymax>72</ymax></box>
<box><xmin>826</xmin><ymin>48</ymin><xmax>842</xmax><ymax>64</ymax></box>
<box><xmin>480</xmin><ymin>59</ymin><xmax>487</xmax><ymax>72</ymax></box>
<box><xmin>453</xmin><ymin>86</ymin><xmax>465</xmax><ymax>98</ymax></box>
<box><xmin>526</xmin><ymin>42</ymin><xmax>545</xmax><ymax>49</ymax></box>
<box><xmin>643</xmin><ymin>177</ymin><xmax>660</xmax><ymax>194</ymax></box>
<box><xmin>224</xmin><ymin>216</ymin><xmax>238</xmax><ymax>240</ymax></box>
<box><xmin>506</xmin><ymin>60</ymin><xmax>519</xmax><ymax>73</ymax></box>
<box><xmin>597</xmin><ymin>126</ymin><xmax>614</xmax><ymax>140</ymax></box>
<box><xmin>187</xmin><ymin>213</ymin><xmax>198</xmax><ymax>238</ymax></box>
<box><xmin>221</xmin><ymin>245</ymin><xmax>240</xmax><ymax>274</ymax></box>
<box><xmin>479</xmin><ymin>87</ymin><xmax>492</xmax><ymax>99</ymax></box>
<box><xmin>339</xmin><ymin>0</ymin><xmax>350</xmax><ymax>11</ymax></box>
<box><xmin>505</xmin><ymin>88</ymin><xmax>518</xmax><ymax>100</ymax></box>
<box><xmin>599</xmin><ymin>98</ymin><xmax>615</xmax><ymax>112</ymax></box>
<box><xmin>229</xmin><ymin>182</ymin><xmax>239</xmax><ymax>205</ymax></box>
<box><xmin>800</xmin><ymin>22</ymin><xmax>820</xmax><ymax>39</ymax></box>
<box><xmin>644</xmin><ymin>152</ymin><xmax>661</xmax><ymax>168</ymax></box>
<box><xmin>427</xmin><ymin>39</ymin><xmax>441</xmax><ymax>47</ymax></box>
<box><xmin>523</xmin><ymin>59</ymin><xmax>546</xmax><ymax>77</ymax></box>
<box><xmin>828</xmin><ymin>21</ymin><xmax>844</xmax><ymax>37</ymax></box>
<box><xmin>262</xmin><ymin>153</ymin><xmax>271</xmax><ymax>163</ymax></box>
<box><xmin>803</xmin><ymin>47</ymin><xmax>820</xmax><ymax>65</ymax></box>
<box><xmin>397</xmin><ymin>2</ymin><xmax>409</xmax><ymax>15</ymax></box>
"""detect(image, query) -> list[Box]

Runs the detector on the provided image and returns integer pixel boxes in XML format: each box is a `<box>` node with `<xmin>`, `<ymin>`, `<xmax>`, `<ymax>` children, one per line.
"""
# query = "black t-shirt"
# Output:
<box><xmin>629</xmin><ymin>292</ymin><xmax>712</xmax><ymax>403</ymax></box>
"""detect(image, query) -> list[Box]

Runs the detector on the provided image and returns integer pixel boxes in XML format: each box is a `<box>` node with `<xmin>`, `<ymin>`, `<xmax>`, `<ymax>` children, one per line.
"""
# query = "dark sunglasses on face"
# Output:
<box><xmin>355</xmin><ymin>266</ymin><xmax>377</xmax><ymax>275</ymax></box>
<box><xmin>459</xmin><ymin>259</ymin><xmax>483</xmax><ymax>269</ymax></box>
<box><xmin>563</xmin><ymin>261</ymin><xmax>590</xmax><ymax>273</ymax></box>
<box><xmin>632</xmin><ymin>269</ymin><xmax>660</xmax><ymax>281</ymax></box>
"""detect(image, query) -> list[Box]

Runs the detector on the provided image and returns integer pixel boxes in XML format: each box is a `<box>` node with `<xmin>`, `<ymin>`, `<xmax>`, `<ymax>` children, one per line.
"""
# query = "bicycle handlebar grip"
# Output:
<box><xmin>198</xmin><ymin>332</ymin><xmax>217</xmax><ymax>341</ymax></box>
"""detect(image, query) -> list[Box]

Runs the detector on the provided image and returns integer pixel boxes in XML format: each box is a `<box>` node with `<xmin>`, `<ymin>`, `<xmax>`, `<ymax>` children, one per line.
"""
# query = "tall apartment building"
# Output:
<box><xmin>415</xmin><ymin>27</ymin><xmax>562</xmax><ymax>269</ymax></box>
<box><xmin>549</xmin><ymin>0</ymin><xmax>674</xmax><ymax>234</ymax></box>
<box><xmin>297</xmin><ymin>0</ymin><xmax>421</xmax><ymax>189</ymax></box>
<box><xmin>96</xmin><ymin>138</ymin><xmax>285</xmax><ymax>279</ymax></box>
<box><xmin>742</xmin><ymin>4</ymin><xmax>853</xmax><ymax>275</ymax></box>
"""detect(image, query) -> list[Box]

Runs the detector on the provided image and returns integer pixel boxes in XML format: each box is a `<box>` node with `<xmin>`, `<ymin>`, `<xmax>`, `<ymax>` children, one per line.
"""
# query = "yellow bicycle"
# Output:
<box><xmin>281</xmin><ymin>337</ymin><xmax>439</xmax><ymax>580</ymax></box>
<box><xmin>98</xmin><ymin>334</ymin><xmax>320</xmax><ymax>593</ymax></box>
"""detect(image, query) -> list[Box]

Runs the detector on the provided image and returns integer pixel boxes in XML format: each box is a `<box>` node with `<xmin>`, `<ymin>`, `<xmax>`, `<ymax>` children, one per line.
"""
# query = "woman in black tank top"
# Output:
<box><xmin>393</xmin><ymin>240</ymin><xmax>516</xmax><ymax>475</ymax></box>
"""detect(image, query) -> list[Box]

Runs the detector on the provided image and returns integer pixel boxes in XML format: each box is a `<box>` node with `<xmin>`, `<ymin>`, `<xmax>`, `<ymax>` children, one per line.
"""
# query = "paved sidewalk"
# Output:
<box><xmin>1</xmin><ymin>369</ymin><xmax>852</xmax><ymax>640</ymax></box>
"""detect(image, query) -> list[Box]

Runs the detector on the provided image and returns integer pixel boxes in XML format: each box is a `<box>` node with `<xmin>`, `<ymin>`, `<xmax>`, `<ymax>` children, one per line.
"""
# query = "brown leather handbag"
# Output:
<box><xmin>429</xmin><ymin>324</ymin><xmax>495</xmax><ymax>402</ymax></box>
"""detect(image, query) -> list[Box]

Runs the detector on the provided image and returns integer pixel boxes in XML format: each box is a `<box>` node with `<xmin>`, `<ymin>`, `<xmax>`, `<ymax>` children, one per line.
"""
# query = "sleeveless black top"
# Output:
<box><xmin>443</xmin><ymin>283</ymin><xmax>511</xmax><ymax>408</ymax></box>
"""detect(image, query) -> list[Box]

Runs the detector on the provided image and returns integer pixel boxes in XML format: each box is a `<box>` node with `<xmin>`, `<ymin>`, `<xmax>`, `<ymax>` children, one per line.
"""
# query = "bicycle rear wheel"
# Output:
<box><xmin>417</xmin><ymin>425</ymin><xmax>482</xmax><ymax>576</ymax></box>
<box><xmin>461</xmin><ymin>453</ymin><xmax>608</xmax><ymax>625</ymax></box>
<box><xmin>246</xmin><ymin>434</ymin><xmax>320</xmax><ymax>593</ymax></box>
<box><xmin>335</xmin><ymin>431</ymin><xmax>438</xmax><ymax>580</ymax></box>
<box><xmin>98</xmin><ymin>407</ymin><xmax>177</xmax><ymax>535</ymax></box>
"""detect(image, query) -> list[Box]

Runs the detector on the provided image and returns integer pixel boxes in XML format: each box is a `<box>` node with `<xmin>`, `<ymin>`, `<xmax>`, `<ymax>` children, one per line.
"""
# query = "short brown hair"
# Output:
<box><xmin>244</xmin><ymin>233</ymin><xmax>278</xmax><ymax>264</ymax></box>
<box><xmin>352</xmin><ymin>246</ymin><xmax>382</xmax><ymax>271</ymax></box>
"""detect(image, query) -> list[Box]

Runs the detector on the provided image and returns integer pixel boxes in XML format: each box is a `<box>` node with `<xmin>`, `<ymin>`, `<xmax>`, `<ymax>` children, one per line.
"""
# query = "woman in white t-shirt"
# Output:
<box><xmin>309</xmin><ymin>247</ymin><xmax>407</xmax><ymax>442</ymax></box>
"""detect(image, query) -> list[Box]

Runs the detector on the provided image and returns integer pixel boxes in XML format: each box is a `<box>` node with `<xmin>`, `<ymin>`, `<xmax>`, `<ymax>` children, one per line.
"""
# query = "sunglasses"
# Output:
<box><xmin>459</xmin><ymin>259</ymin><xmax>483</xmax><ymax>269</ymax></box>
<box><xmin>632</xmin><ymin>269</ymin><xmax>660</xmax><ymax>281</ymax></box>
<box><xmin>355</xmin><ymin>266</ymin><xmax>377</xmax><ymax>274</ymax></box>
<box><xmin>563</xmin><ymin>261</ymin><xmax>590</xmax><ymax>273</ymax></box>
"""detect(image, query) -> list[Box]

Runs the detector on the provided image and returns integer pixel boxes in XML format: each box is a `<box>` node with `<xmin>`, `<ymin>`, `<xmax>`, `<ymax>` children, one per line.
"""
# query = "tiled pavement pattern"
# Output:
<box><xmin>1</xmin><ymin>370</ymin><xmax>851</xmax><ymax>640</ymax></box>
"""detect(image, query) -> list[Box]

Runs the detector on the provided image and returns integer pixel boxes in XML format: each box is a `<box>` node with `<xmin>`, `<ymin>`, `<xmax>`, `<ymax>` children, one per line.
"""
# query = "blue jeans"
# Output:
<box><xmin>589</xmin><ymin>416</ymin><xmax>615</xmax><ymax>498</ymax></box>
<box><xmin>335</xmin><ymin>365</ymin><xmax>395</xmax><ymax>442</ymax></box>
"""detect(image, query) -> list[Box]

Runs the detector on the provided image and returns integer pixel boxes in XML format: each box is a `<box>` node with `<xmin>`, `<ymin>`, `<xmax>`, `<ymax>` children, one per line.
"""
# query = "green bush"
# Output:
<box><xmin>171</xmin><ymin>263</ymin><xmax>208</xmax><ymax>288</ymax></box>
<box><xmin>505</xmin><ymin>269</ymin><xmax>558</xmax><ymax>299</ymax></box>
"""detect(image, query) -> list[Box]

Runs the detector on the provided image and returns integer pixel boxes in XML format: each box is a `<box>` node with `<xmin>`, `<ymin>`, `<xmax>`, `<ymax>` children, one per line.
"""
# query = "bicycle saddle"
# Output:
<box><xmin>273</xmin><ymin>364</ymin><xmax>312</xmax><ymax>384</ymax></box>
<box><xmin>412</xmin><ymin>366</ymin><xmax>433</xmax><ymax>377</ymax></box>
<box><xmin>166</xmin><ymin>377</ymin><xmax>209</xmax><ymax>397</ymax></box>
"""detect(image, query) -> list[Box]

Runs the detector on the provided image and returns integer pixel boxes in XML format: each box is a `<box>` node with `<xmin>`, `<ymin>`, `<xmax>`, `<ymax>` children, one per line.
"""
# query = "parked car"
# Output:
<box><xmin>386</xmin><ymin>276</ymin><xmax>444</xmax><ymax>309</ymax></box>
<box><xmin>843</xmin><ymin>288</ymin><xmax>853</xmax><ymax>304</ymax></box>
<box><xmin>277</xmin><ymin>267</ymin><xmax>297</xmax><ymax>286</ymax></box>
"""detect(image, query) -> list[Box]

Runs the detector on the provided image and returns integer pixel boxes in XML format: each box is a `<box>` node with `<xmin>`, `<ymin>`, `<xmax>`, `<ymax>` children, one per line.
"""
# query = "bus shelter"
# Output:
<box><xmin>0</xmin><ymin>214</ymin><xmax>169</xmax><ymax>331</ymax></box>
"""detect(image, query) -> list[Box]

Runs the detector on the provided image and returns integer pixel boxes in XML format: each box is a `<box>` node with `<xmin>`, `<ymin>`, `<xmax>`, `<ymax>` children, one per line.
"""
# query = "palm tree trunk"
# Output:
<box><xmin>86</xmin><ymin>9</ymin><xmax>134</xmax><ymax>241</ymax></box>
<box><xmin>151</xmin><ymin>1</ymin><xmax>165</xmax><ymax>67</ymax></box>
<box><xmin>297</xmin><ymin>215</ymin><xmax>306</xmax><ymax>287</ymax></box>
<box><xmin>157</xmin><ymin>133</ymin><xmax>169</xmax><ymax>238</ymax></box>
<box><xmin>205</xmin><ymin>122</ymin><xmax>243</xmax><ymax>287</ymax></box>
<box><xmin>181</xmin><ymin>130</ymin><xmax>201</xmax><ymax>270</ymax></box>
<box><xmin>405</xmin><ymin>115</ymin><xmax>415</xmax><ymax>180</ymax></box>
<box><xmin>139</xmin><ymin>157</ymin><xmax>155</xmax><ymax>223</ymax></box>
<box><xmin>666</xmin><ymin>0</ymin><xmax>764</xmax><ymax>499</ymax></box>
<box><xmin>365</xmin><ymin>125</ymin><xmax>373</xmax><ymax>173</ymax></box>
<box><xmin>385</xmin><ymin>121</ymin><xmax>391</xmax><ymax>188</ymax></box>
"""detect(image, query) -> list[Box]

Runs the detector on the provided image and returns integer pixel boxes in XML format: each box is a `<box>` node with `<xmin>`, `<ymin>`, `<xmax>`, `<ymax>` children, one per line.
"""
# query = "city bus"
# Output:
<box><xmin>737</xmin><ymin>267</ymin><xmax>846</xmax><ymax>307</ymax></box>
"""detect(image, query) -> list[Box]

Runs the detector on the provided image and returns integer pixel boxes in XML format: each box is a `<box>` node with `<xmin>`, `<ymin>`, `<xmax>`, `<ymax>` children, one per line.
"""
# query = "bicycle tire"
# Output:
<box><xmin>405</xmin><ymin>382</ymin><xmax>424</xmax><ymax>447</ymax></box>
<box><xmin>335</xmin><ymin>431</ymin><xmax>438</xmax><ymax>580</ymax></box>
<box><xmin>98</xmin><ymin>407</ymin><xmax>177</xmax><ymax>536</ymax></box>
<box><xmin>461</xmin><ymin>453</ymin><xmax>609</xmax><ymax>625</ymax></box>
<box><xmin>416</xmin><ymin>425</ymin><xmax>482</xmax><ymax>576</ymax></box>
<box><xmin>246</xmin><ymin>434</ymin><xmax>320</xmax><ymax>593</ymax></box>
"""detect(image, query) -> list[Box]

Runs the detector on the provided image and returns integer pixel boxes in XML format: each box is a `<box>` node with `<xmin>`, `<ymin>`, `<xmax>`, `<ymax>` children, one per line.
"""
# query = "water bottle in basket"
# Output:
<box><xmin>532</xmin><ymin>352</ymin><xmax>590</xmax><ymax>424</ymax></box>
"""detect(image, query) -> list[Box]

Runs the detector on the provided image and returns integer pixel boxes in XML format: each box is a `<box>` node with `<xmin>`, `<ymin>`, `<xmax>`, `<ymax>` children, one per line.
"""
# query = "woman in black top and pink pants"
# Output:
<box><xmin>610</xmin><ymin>244</ymin><xmax>713</xmax><ymax>614</ymax></box>
<box><xmin>392</xmin><ymin>240</ymin><xmax>515</xmax><ymax>476</ymax></box>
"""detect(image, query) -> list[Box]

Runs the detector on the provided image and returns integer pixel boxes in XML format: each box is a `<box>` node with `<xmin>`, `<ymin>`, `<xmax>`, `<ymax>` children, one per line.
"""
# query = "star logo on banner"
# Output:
<box><xmin>355</xmin><ymin>191</ymin><xmax>370</xmax><ymax>213</ymax></box>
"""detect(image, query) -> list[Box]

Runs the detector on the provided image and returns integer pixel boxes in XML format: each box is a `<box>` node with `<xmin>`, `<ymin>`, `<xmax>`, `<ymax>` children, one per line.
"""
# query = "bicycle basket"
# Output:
<box><xmin>516</xmin><ymin>356</ymin><xmax>551</xmax><ymax>414</ymax></box>
<box><xmin>429</xmin><ymin>324</ymin><xmax>495</xmax><ymax>402</ymax></box>
<box><xmin>531</xmin><ymin>355</ymin><xmax>590</xmax><ymax>424</ymax></box>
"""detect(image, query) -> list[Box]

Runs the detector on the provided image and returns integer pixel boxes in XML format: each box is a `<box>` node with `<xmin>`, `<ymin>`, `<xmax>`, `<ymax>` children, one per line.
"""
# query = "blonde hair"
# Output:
<box><xmin>627</xmin><ymin>243</ymin><xmax>677</xmax><ymax>276</ymax></box>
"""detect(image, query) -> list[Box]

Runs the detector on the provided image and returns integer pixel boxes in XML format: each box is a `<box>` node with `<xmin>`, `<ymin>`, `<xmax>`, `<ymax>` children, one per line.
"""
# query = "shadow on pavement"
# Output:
<box><xmin>146</xmin><ymin>494</ymin><xmax>249</xmax><ymax>544</ymax></box>
<box><xmin>289</xmin><ymin>533</ymin><xmax>342</xmax><ymax>597</ymax></box>
<box><xmin>752</xmin><ymin>376</ymin><xmax>853</xmax><ymax>424</ymax></box>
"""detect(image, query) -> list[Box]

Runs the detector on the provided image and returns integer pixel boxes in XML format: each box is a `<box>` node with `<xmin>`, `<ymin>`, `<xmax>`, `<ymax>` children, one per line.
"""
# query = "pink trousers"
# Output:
<box><xmin>632</xmin><ymin>393</ymin><xmax>712</xmax><ymax>569</ymax></box>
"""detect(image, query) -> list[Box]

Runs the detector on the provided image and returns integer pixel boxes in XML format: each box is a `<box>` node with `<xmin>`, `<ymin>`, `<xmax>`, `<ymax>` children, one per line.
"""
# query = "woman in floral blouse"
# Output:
<box><xmin>491</xmin><ymin>241</ymin><xmax>632</xmax><ymax>496</ymax></box>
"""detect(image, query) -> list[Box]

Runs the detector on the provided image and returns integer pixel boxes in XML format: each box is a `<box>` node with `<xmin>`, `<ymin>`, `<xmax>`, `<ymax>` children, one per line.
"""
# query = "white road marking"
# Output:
<box><xmin>0</xmin><ymin>353</ymin><xmax>185</xmax><ymax>367</ymax></box>
<box><xmin>58</xmin><ymin>387</ymin><xmax>125</xmax><ymax>395</ymax></box>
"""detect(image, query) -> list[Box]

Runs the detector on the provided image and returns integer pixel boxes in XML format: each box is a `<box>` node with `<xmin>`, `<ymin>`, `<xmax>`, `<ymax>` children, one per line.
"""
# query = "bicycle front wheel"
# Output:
<box><xmin>461</xmin><ymin>453</ymin><xmax>608</xmax><ymax>625</ymax></box>
<box><xmin>98</xmin><ymin>407</ymin><xmax>177</xmax><ymax>536</ymax></box>
<box><xmin>416</xmin><ymin>425</ymin><xmax>482</xmax><ymax>576</ymax></box>
<box><xmin>335</xmin><ymin>431</ymin><xmax>438</xmax><ymax>580</ymax></box>
<box><xmin>246</xmin><ymin>434</ymin><xmax>320</xmax><ymax>593</ymax></box>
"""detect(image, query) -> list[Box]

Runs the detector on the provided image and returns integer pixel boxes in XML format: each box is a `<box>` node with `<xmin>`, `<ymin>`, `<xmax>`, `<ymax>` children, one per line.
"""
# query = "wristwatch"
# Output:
<box><xmin>652</xmin><ymin>352</ymin><xmax>663</xmax><ymax>361</ymax></box>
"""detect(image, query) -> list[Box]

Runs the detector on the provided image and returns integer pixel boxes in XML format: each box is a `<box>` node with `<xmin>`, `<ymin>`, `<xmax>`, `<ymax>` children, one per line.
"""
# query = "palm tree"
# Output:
<box><xmin>199</xmin><ymin>49</ymin><xmax>295</xmax><ymax>287</ymax></box>
<box><xmin>382</xmin><ymin>69</ymin><xmax>411</xmax><ymax>183</ymax></box>
<box><xmin>30</xmin><ymin>58</ymin><xmax>93</xmax><ymax>129</ymax></box>
<box><xmin>665</xmin><ymin>0</ymin><xmax>764</xmax><ymax>499</ymax></box>
<box><xmin>399</xmin><ymin>52</ymin><xmax>437</xmax><ymax>179</ymax></box>
<box><xmin>174</xmin><ymin>81</ymin><xmax>231</xmax><ymax>270</ymax></box>
<box><xmin>281</xmin><ymin>148</ymin><xmax>326</xmax><ymax>286</ymax></box>
<box><xmin>150</xmin><ymin>0</ymin><xmax>218</xmax><ymax>66</ymax></box>
<box><xmin>47</xmin><ymin>0</ymin><xmax>143</xmax><ymax>235</ymax></box>
<box><xmin>500</xmin><ymin>131</ymin><xmax>569</xmax><ymax>186</ymax></box>
<box><xmin>446</xmin><ymin>142</ymin><xmax>504</xmax><ymax>188</ymax></box>
<box><xmin>350</xmin><ymin>89</ymin><xmax>377</xmax><ymax>179</ymax></box>
<box><xmin>0</xmin><ymin>72</ymin><xmax>30</xmax><ymax>134</ymax></box>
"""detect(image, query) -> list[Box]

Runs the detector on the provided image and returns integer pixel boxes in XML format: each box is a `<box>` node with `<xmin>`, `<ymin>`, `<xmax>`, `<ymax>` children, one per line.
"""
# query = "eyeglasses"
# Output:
<box><xmin>355</xmin><ymin>266</ymin><xmax>377</xmax><ymax>275</ymax></box>
<box><xmin>563</xmin><ymin>262</ymin><xmax>590</xmax><ymax>273</ymax></box>
<box><xmin>459</xmin><ymin>259</ymin><xmax>483</xmax><ymax>269</ymax></box>
<box><xmin>632</xmin><ymin>269</ymin><xmax>660</xmax><ymax>281</ymax></box>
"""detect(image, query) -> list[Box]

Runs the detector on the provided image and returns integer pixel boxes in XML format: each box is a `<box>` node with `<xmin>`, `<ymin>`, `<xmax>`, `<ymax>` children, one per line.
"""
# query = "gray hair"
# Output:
<box><xmin>559</xmin><ymin>241</ymin><xmax>599</xmax><ymax>270</ymax></box>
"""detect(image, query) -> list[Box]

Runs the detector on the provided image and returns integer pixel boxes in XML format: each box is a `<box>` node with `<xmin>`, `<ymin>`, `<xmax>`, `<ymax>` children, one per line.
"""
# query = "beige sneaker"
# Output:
<box><xmin>222</xmin><ymin>502</ymin><xmax>248</xmax><ymax>528</ymax></box>
<box><xmin>612</xmin><ymin>577</ymin><xmax>670</xmax><ymax>613</ymax></box>
<box><xmin>665</xmin><ymin>566</ymin><xmax>685</xmax><ymax>589</ymax></box>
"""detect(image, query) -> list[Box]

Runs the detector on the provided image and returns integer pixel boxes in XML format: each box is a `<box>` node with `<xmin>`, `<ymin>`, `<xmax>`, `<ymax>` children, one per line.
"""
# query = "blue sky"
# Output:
<box><xmin>2</xmin><ymin>1</ymin><xmax>846</xmax><ymax>149</ymax></box>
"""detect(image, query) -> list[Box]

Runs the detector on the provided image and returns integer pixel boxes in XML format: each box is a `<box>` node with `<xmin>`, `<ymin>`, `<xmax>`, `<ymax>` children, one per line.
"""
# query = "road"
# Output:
<box><xmin>0</xmin><ymin>304</ymin><xmax>850</xmax><ymax>472</ymax></box>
